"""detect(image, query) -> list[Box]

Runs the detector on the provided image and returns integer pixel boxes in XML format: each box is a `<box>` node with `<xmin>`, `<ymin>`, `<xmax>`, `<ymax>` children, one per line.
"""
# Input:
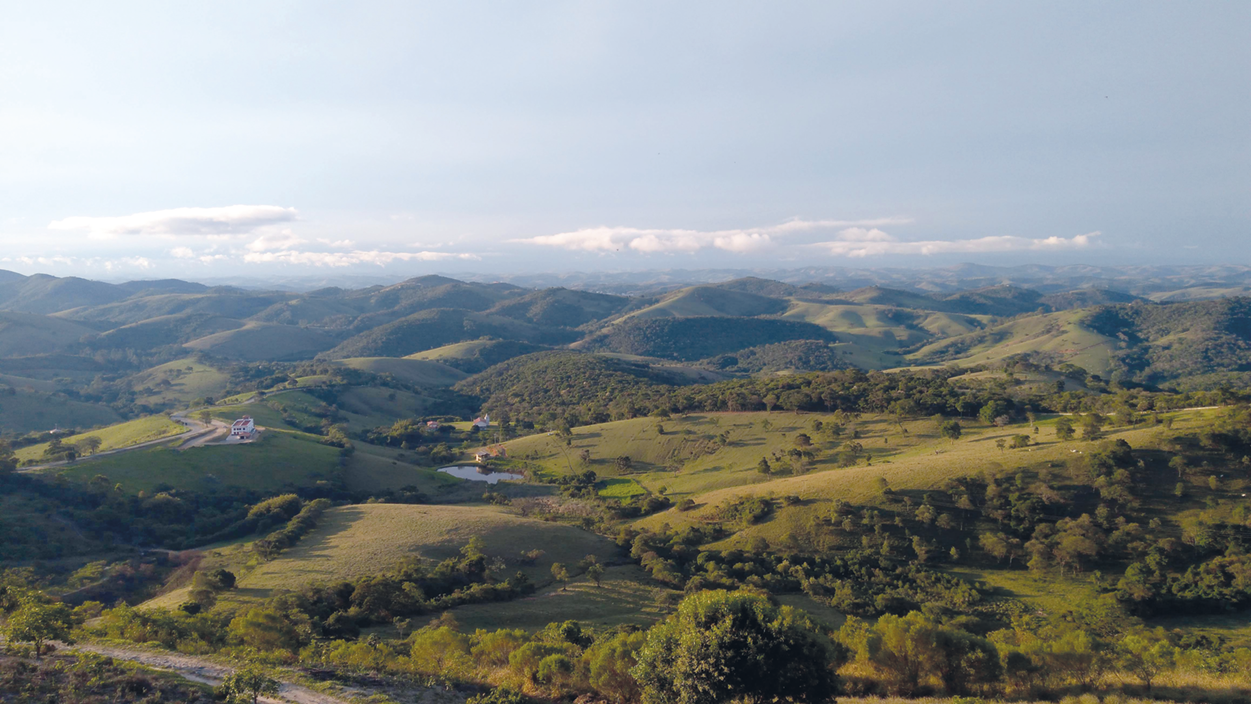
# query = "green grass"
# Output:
<box><xmin>182</xmin><ymin>322</ymin><xmax>337</xmax><ymax>361</ymax></box>
<box><xmin>448</xmin><ymin>564</ymin><xmax>678</xmax><ymax>631</ymax></box>
<box><xmin>16</xmin><ymin>414</ymin><xmax>185</xmax><ymax>462</ymax></box>
<box><xmin>343</xmin><ymin>444</ymin><xmax>464</xmax><ymax>495</ymax></box>
<box><xmin>908</xmin><ymin>309</ymin><xmax>1118</xmax><ymax>376</ymax></box>
<box><xmin>598</xmin><ymin>477</ymin><xmax>647</xmax><ymax>499</ymax></box>
<box><xmin>406</xmin><ymin>339</ymin><xmax>496</xmax><ymax>361</ymax></box>
<box><xmin>0</xmin><ymin>389</ymin><xmax>123</xmax><ymax>435</ymax></box>
<box><xmin>498</xmin><ymin>408</ymin><xmax>1222</xmax><ymax>550</ymax></box>
<box><xmin>47</xmin><ymin>428</ymin><xmax>342</xmax><ymax>493</ymax></box>
<box><xmin>126</xmin><ymin>358</ymin><xmax>230</xmax><ymax>409</ymax></box>
<box><xmin>336</xmin><ymin>357</ymin><xmax>468</xmax><ymax>387</ymax></box>
<box><xmin>143</xmin><ymin>503</ymin><xmax>620</xmax><ymax>610</ymax></box>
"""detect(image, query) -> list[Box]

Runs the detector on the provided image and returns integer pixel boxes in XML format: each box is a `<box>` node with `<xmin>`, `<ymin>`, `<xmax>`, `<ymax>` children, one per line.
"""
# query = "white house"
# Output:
<box><xmin>426</xmin><ymin>420</ymin><xmax>441</xmax><ymax>430</ymax></box>
<box><xmin>472</xmin><ymin>413</ymin><xmax>491</xmax><ymax>430</ymax></box>
<box><xmin>231</xmin><ymin>416</ymin><xmax>255</xmax><ymax>438</ymax></box>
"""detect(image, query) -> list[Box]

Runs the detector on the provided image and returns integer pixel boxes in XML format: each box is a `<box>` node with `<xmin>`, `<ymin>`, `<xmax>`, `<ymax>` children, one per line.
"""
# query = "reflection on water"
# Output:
<box><xmin>437</xmin><ymin>466</ymin><xmax>524</xmax><ymax>484</ymax></box>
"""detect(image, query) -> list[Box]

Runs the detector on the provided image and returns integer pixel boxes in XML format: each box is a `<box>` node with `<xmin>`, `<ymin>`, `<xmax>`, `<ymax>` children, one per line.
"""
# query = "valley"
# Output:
<box><xmin>2</xmin><ymin>266</ymin><xmax>1251</xmax><ymax>703</ymax></box>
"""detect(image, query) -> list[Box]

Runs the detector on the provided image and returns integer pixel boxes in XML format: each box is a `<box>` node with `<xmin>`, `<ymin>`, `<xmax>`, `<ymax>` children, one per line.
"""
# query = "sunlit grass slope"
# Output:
<box><xmin>145</xmin><ymin>503</ymin><xmax>619</xmax><ymax>610</ymax></box>
<box><xmin>15</xmin><ymin>414</ymin><xmax>185</xmax><ymax>462</ymax></box>
<box><xmin>335</xmin><ymin>356</ymin><xmax>468</xmax><ymax>387</ymax></box>
<box><xmin>909</xmin><ymin>309</ymin><xmax>1118</xmax><ymax>376</ymax></box>
<box><xmin>126</xmin><ymin>358</ymin><xmax>230</xmax><ymax>408</ymax></box>
<box><xmin>48</xmin><ymin>428</ymin><xmax>342</xmax><ymax>493</ymax></box>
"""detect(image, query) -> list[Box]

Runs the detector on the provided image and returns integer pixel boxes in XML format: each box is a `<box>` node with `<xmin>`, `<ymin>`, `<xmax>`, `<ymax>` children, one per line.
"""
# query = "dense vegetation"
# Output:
<box><xmin>584</xmin><ymin>316</ymin><xmax>837</xmax><ymax>361</ymax></box>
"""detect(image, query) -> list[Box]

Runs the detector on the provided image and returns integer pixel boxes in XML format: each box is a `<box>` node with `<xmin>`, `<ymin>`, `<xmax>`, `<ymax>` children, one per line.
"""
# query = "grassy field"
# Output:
<box><xmin>495</xmin><ymin>408</ymin><xmax>1220</xmax><ymax>549</ymax></box>
<box><xmin>182</xmin><ymin>321</ymin><xmax>337</xmax><ymax>361</ymax></box>
<box><xmin>125</xmin><ymin>358</ymin><xmax>231</xmax><ymax>409</ymax></box>
<box><xmin>144</xmin><ymin>503</ymin><xmax>620</xmax><ymax>610</ymax></box>
<box><xmin>0</xmin><ymin>389</ymin><xmax>123</xmax><ymax>435</ymax></box>
<box><xmin>406</xmin><ymin>339</ymin><xmax>496</xmax><ymax>361</ymax></box>
<box><xmin>598</xmin><ymin>477</ymin><xmax>647</xmax><ymax>498</ymax></box>
<box><xmin>15</xmin><ymin>414</ymin><xmax>186</xmax><ymax>462</ymax></box>
<box><xmin>908</xmin><ymin>309</ymin><xmax>1118</xmax><ymax>376</ymax></box>
<box><xmin>342</xmin><ymin>443</ymin><xmax>465</xmax><ymax>495</ymax></box>
<box><xmin>47</xmin><ymin>428</ymin><xmax>342</xmax><ymax>493</ymax></box>
<box><xmin>448</xmin><ymin>564</ymin><xmax>678</xmax><ymax>631</ymax></box>
<box><xmin>336</xmin><ymin>357</ymin><xmax>468</xmax><ymax>387</ymax></box>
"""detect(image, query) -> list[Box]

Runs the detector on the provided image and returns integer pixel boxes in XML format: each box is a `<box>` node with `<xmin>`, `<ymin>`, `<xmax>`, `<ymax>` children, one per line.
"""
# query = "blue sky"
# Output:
<box><xmin>0</xmin><ymin>2</ymin><xmax>1246</xmax><ymax>279</ymax></box>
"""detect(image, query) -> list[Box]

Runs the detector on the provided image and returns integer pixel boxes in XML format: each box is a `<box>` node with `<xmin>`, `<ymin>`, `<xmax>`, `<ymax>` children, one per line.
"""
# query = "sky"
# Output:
<box><xmin>0</xmin><ymin>2</ymin><xmax>1247</xmax><ymax>281</ymax></box>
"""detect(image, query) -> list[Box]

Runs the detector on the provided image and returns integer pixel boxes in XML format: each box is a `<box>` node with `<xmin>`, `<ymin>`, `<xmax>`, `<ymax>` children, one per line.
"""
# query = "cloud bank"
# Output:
<box><xmin>817</xmin><ymin>229</ymin><xmax>1101</xmax><ymax>257</ymax></box>
<box><xmin>513</xmin><ymin>217</ymin><xmax>912</xmax><ymax>254</ymax></box>
<box><xmin>49</xmin><ymin>205</ymin><xmax>298</xmax><ymax>238</ymax></box>
<box><xmin>242</xmin><ymin>250</ymin><xmax>480</xmax><ymax>267</ymax></box>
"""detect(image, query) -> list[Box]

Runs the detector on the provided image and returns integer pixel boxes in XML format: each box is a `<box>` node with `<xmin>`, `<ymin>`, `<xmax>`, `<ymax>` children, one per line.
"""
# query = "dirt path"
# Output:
<box><xmin>70</xmin><ymin>643</ymin><xmax>353</xmax><ymax>704</ymax></box>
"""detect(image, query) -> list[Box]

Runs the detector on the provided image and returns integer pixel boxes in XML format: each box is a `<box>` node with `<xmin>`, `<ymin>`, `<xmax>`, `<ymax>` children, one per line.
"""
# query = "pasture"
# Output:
<box><xmin>48</xmin><ymin>428</ymin><xmax>342</xmax><ymax>493</ymax></box>
<box><xmin>15</xmin><ymin>414</ymin><xmax>186</xmax><ymax>462</ymax></box>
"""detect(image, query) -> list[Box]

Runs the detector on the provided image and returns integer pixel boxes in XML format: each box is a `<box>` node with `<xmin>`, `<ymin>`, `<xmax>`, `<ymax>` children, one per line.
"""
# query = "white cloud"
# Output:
<box><xmin>243</xmin><ymin>250</ymin><xmax>480</xmax><ymax>267</ymax></box>
<box><xmin>103</xmin><ymin>257</ymin><xmax>153</xmax><ymax>271</ymax></box>
<box><xmin>247</xmin><ymin>229</ymin><xmax>306</xmax><ymax>252</ymax></box>
<box><xmin>513</xmin><ymin>217</ymin><xmax>911</xmax><ymax>254</ymax></box>
<box><xmin>169</xmin><ymin>247</ymin><xmax>195</xmax><ymax>259</ymax></box>
<box><xmin>48</xmin><ymin>205</ymin><xmax>298</xmax><ymax>239</ymax></box>
<box><xmin>816</xmin><ymin>229</ymin><xmax>1101</xmax><ymax>257</ymax></box>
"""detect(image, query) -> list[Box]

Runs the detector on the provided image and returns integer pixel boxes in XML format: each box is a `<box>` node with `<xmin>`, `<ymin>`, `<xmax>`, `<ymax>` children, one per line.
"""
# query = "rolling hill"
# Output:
<box><xmin>321</xmin><ymin>308</ymin><xmax>579</xmax><ymax>359</ymax></box>
<box><xmin>581</xmin><ymin>316</ymin><xmax>836</xmax><ymax>361</ymax></box>
<box><xmin>0</xmin><ymin>311</ymin><xmax>96</xmax><ymax>356</ymax></box>
<box><xmin>335</xmin><ymin>357</ymin><xmax>468</xmax><ymax>387</ymax></box>
<box><xmin>406</xmin><ymin>339</ymin><xmax>550</xmax><ymax>373</ymax></box>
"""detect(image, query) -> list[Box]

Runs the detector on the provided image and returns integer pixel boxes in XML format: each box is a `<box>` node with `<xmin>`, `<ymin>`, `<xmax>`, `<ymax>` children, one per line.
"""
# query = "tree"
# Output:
<box><xmin>2</xmin><ymin>598</ymin><xmax>73</xmax><ymax>658</ymax></box>
<box><xmin>794</xmin><ymin>433</ymin><xmax>812</xmax><ymax>447</ymax></box>
<box><xmin>939</xmin><ymin>420</ymin><xmax>962</xmax><ymax>443</ymax></box>
<box><xmin>587</xmin><ymin>630</ymin><xmax>647</xmax><ymax>704</ymax></box>
<box><xmin>586</xmin><ymin>561</ymin><xmax>605</xmax><ymax>587</ymax></box>
<box><xmin>79</xmin><ymin>435</ymin><xmax>103</xmax><ymax>455</ymax></box>
<box><xmin>756</xmin><ymin>457</ymin><xmax>772</xmax><ymax>475</ymax></box>
<box><xmin>1010</xmin><ymin>434</ymin><xmax>1031</xmax><ymax>449</ymax></box>
<box><xmin>228</xmin><ymin>608</ymin><xmax>300</xmax><ymax>652</ymax></box>
<box><xmin>632</xmin><ymin>590</ymin><xmax>844</xmax><ymax>704</ymax></box>
<box><xmin>551</xmin><ymin>563</ymin><xmax>569</xmax><ymax>589</ymax></box>
<box><xmin>218</xmin><ymin>667</ymin><xmax>280</xmax><ymax>704</ymax></box>
<box><xmin>1117</xmin><ymin>632</ymin><xmax>1176</xmax><ymax>691</ymax></box>
<box><xmin>579</xmin><ymin>449</ymin><xmax>592</xmax><ymax>465</ymax></box>
<box><xmin>1055</xmin><ymin>417</ymin><xmax>1075</xmax><ymax>441</ymax></box>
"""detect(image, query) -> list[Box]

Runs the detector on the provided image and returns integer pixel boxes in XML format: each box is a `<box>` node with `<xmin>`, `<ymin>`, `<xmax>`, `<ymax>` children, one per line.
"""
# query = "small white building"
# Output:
<box><xmin>472</xmin><ymin>413</ymin><xmax>491</xmax><ymax>430</ymax></box>
<box><xmin>426</xmin><ymin>420</ymin><xmax>441</xmax><ymax>430</ymax></box>
<box><xmin>231</xmin><ymin>416</ymin><xmax>255</xmax><ymax>438</ymax></box>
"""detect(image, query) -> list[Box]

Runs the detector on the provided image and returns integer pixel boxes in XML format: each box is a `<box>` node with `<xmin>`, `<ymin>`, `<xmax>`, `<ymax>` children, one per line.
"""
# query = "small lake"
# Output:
<box><xmin>437</xmin><ymin>466</ymin><xmax>525</xmax><ymax>484</ymax></box>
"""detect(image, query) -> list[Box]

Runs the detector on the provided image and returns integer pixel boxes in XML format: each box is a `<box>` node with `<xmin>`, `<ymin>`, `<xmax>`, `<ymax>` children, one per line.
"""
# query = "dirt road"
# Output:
<box><xmin>70</xmin><ymin>643</ymin><xmax>353</xmax><ymax>704</ymax></box>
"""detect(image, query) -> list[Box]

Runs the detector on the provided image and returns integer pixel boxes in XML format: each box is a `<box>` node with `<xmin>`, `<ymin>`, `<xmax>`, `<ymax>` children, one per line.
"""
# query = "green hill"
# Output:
<box><xmin>322</xmin><ymin>308</ymin><xmax>578</xmax><ymax>359</ymax></box>
<box><xmin>182</xmin><ymin>322</ymin><xmax>340</xmax><ymax>361</ymax></box>
<box><xmin>583</xmin><ymin>316</ymin><xmax>835</xmax><ymax>361</ymax></box>
<box><xmin>57</xmin><ymin>291</ymin><xmax>288</xmax><ymax>326</ymax></box>
<box><xmin>700</xmin><ymin>339</ymin><xmax>853</xmax><ymax>374</ymax></box>
<box><xmin>406</xmin><ymin>339</ymin><xmax>550</xmax><ymax>373</ymax></box>
<box><xmin>908</xmin><ymin>309</ymin><xmax>1118</xmax><ymax>375</ymax></box>
<box><xmin>84</xmin><ymin>313</ymin><xmax>245</xmax><ymax>352</ymax></box>
<box><xmin>0</xmin><ymin>311</ymin><xmax>95</xmax><ymax>357</ymax></box>
<box><xmin>487</xmin><ymin>288</ymin><xmax>631</xmax><ymax>328</ymax></box>
<box><xmin>123</xmin><ymin>358</ymin><xmax>232</xmax><ymax>408</ymax></box>
<box><xmin>335</xmin><ymin>357</ymin><xmax>468</xmax><ymax>387</ymax></box>
<box><xmin>0</xmin><ymin>274</ymin><xmax>130</xmax><ymax>314</ymax></box>
<box><xmin>48</xmin><ymin>428</ymin><xmax>342</xmax><ymax>492</ymax></box>
<box><xmin>0</xmin><ymin>389</ymin><xmax>123</xmax><ymax>434</ymax></box>
<box><xmin>14</xmin><ymin>414</ymin><xmax>185</xmax><ymax>462</ymax></box>
<box><xmin>142</xmin><ymin>503</ymin><xmax>619</xmax><ymax>611</ymax></box>
<box><xmin>623</xmin><ymin>285</ymin><xmax>788</xmax><ymax>320</ymax></box>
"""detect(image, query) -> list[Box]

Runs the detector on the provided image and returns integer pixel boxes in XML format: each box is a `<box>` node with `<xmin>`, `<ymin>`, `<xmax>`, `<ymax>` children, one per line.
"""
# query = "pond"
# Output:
<box><xmin>437</xmin><ymin>466</ymin><xmax>525</xmax><ymax>484</ymax></box>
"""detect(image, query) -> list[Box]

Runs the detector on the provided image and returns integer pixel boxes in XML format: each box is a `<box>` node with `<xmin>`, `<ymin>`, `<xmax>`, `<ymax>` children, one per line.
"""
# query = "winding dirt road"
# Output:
<box><xmin>70</xmin><ymin>643</ymin><xmax>353</xmax><ymax>704</ymax></box>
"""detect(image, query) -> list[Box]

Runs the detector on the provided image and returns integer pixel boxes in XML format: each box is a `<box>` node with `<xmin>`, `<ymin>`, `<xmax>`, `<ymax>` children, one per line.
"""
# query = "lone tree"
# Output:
<box><xmin>632</xmin><ymin>590</ymin><xmax>845</xmax><ymax>704</ymax></box>
<box><xmin>1</xmin><ymin>597</ymin><xmax>74</xmax><ymax>659</ymax></box>
<box><xmin>218</xmin><ymin>667</ymin><xmax>280</xmax><ymax>704</ymax></box>
<box><xmin>939</xmin><ymin>420</ymin><xmax>962</xmax><ymax>443</ymax></box>
<box><xmin>551</xmin><ymin>562</ymin><xmax>570</xmax><ymax>590</ymax></box>
<box><xmin>1055</xmin><ymin>417</ymin><xmax>1075</xmax><ymax>441</ymax></box>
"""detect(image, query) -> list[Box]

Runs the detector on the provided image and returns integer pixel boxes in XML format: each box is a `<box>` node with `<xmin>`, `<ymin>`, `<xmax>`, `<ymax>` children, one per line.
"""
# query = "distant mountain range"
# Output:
<box><xmin>1</xmin><ymin>266</ymin><xmax>1250</xmax><ymax>407</ymax></box>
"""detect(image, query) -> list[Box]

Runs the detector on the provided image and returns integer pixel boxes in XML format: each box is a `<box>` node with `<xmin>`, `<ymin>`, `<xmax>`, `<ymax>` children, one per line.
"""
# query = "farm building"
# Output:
<box><xmin>231</xmin><ymin>416</ymin><xmax>255</xmax><ymax>438</ymax></box>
